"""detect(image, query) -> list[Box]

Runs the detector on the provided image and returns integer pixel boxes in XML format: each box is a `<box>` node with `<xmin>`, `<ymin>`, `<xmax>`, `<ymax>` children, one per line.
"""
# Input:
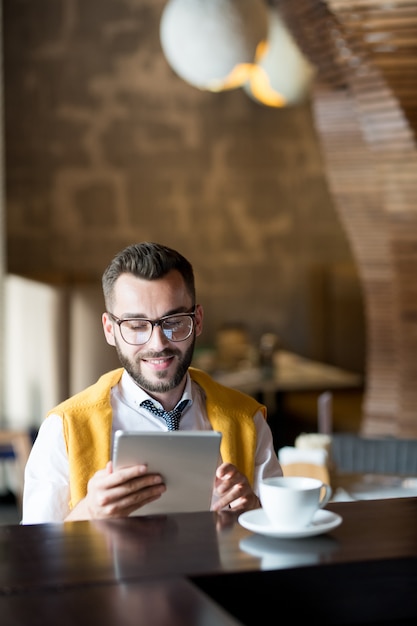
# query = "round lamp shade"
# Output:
<box><xmin>244</xmin><ymin>9</ymin><xmax>316</xmax><ymax>107</ymax></box>
<box><xmin>160</xmin><ymin>0</ymin><xmax>269</xmax><ymax>91</ymax></box>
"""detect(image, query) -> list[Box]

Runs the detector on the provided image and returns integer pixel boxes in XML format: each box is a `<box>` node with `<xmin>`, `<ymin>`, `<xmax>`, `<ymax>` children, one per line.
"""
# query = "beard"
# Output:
<box><xmin>115</xmin><ymin>336</ymin><xmax>196</xmax><ymax>394</ymax></box>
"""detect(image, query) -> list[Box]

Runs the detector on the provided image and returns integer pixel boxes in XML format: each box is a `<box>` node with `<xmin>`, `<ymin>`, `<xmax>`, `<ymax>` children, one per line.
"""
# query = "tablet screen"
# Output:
<box><xmin>112</xmin><ymin>430</ymin><xmax>222</xmax><ymax>516</ymax></box>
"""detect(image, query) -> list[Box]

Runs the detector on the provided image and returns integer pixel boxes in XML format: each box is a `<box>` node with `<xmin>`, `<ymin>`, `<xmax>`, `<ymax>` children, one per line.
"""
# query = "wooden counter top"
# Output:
<box><xmin>1</xmin><ymin>497</ymin><xmax>417</xmax><ymax>624</ymax></box>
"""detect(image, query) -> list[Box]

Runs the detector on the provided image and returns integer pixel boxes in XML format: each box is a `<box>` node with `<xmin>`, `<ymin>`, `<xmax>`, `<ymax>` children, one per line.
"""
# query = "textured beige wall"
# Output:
<box><xmin>2</xmin><ymin>0</ymin><xmax>364</xmax><ymax>372</ymax></box>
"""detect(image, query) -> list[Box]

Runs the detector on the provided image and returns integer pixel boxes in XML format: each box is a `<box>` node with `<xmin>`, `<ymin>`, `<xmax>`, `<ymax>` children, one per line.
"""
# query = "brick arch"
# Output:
<box><xmin>277</xmin><ymin>0</ymin><xmax>417</xmax><ymax>435</ymax></box>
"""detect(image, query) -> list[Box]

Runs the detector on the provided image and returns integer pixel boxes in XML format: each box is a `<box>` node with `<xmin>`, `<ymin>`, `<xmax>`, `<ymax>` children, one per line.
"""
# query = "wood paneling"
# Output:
<box><xmin>278</xmin><ymin>0</ymin><xmax>417</xmax><ymax>435</ymax></box>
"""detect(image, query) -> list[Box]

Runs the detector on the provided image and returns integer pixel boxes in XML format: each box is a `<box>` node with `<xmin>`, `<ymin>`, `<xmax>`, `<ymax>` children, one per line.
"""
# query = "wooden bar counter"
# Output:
<box><xmin>1</xmin><ymin>497</ymin><xmax>417</xmax><ymax>624</ymax></box>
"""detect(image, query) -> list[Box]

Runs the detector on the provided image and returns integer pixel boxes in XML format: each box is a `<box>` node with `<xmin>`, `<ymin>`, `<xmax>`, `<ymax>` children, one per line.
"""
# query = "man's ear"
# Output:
<box><xmin>102</xmin><ymin>312</ymin><xmax>116</xmax><ymax>346</ymax></box>
<box><xmin>194</xmin><ymin>304</ymin><xmax>204</xmax><ymax>337</ymax></box>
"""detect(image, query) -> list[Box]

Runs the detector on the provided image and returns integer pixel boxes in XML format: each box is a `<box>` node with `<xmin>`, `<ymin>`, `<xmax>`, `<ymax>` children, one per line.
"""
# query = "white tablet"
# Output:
<box><xmin>112</xmin><ymin>430</ymin><xmax>222</xmax><ymax>516</ymax></box>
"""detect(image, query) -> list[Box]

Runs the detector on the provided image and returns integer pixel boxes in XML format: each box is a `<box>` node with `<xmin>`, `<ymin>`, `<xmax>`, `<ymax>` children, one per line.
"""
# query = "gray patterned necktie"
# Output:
<box><xmin>141</xmin><ymin>398</ymin><xmax>190</xmax><ymax>431</ymax></box>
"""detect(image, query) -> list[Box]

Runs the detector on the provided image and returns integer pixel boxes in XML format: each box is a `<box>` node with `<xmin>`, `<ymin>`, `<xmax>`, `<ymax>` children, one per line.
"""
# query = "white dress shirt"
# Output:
<box><xmin>22</xmin><ymin>370</ymin><xmax>282</xmax><ymax>524</ymax></box>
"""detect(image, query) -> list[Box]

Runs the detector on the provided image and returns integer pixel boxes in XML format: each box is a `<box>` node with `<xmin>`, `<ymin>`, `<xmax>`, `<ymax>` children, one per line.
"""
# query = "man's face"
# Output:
<box><xmin>102</xmin><ymin>270</ymin><xmax>203</xmax><ymax>395</ymax></box>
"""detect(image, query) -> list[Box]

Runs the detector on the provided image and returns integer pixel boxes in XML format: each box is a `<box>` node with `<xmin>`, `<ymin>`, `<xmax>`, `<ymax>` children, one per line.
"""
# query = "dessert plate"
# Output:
<box><xmin>238</xmin><ymin>508</ymin><xmax>342</xmax><ymax>539</ymax></box>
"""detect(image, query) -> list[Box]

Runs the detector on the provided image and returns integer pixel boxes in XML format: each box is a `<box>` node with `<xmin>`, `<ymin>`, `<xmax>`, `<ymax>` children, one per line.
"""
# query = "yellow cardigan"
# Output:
<box><xmin>47</xmin><ymin>367</ymin><xmax>266</xmax><ymax>508</ymax></box>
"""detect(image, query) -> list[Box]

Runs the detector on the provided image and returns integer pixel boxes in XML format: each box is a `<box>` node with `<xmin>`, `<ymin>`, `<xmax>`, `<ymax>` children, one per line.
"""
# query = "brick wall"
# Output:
<box><xmin>2</xmin><ymin>0</ymin><xmax>364</xmax><ymax>371</ymax></box>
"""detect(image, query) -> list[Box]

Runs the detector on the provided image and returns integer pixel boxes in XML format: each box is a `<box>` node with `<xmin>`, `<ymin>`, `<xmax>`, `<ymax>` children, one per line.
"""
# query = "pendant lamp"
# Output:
<box><xmin>244</xmin><ymin>8</ymin><xmax>316</xmax><ymax>107</ymax></box>
<box><xmin>160</xmin><ymin>0</ymin><xmax>269</xmax><ymax>92</ymax></box>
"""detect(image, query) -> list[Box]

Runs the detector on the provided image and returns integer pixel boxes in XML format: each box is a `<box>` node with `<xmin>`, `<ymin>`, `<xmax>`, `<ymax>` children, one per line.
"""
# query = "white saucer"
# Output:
<box><xmin>238</xmin><ymin>508</ymin><xmax>342</xmax><ymax>539</ymax></box>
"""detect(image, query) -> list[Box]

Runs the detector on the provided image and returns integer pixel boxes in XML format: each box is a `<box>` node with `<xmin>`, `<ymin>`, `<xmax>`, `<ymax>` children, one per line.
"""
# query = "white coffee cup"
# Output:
<box><xmin>259</xmin><ymin>476</ymin><xmax>332</xmax><ymax>530</ymax></box>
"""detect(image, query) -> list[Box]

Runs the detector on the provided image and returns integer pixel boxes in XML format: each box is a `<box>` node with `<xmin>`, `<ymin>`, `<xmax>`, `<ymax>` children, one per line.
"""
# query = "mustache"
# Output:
<box><xmin>139</xmin><ymin>349</ymin><xmax>179</xmax><ymax>359</ymax></box>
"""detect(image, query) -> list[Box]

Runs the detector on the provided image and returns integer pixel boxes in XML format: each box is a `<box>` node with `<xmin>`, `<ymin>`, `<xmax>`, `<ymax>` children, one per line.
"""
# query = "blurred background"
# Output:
<box><xmin>1</xmin><ymin>0</ymin><xmax>416</xmax><ymax>514</ymax></box>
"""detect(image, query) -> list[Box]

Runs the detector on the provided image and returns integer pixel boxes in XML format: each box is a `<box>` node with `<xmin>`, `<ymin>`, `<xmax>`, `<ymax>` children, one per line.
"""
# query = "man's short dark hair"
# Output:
<box><xmin>102</xmin><ymin>242</ymin><xmax>196</xmax><ymax>310</ymax></box>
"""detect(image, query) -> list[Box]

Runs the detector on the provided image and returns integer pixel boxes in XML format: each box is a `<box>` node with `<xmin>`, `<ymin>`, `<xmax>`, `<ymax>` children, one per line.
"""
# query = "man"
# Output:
<box><xmin>22</xmin><ymin>242</ymin><xmax>282</xmax><ymax>523</ymax></box>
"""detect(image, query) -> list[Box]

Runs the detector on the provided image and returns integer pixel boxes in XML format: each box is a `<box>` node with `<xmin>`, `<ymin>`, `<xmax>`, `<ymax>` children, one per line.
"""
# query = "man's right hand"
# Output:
<box><xmin>65</xmin><ymin>461</ymin><xmax>166</xmax><ymax>521</ymax></box>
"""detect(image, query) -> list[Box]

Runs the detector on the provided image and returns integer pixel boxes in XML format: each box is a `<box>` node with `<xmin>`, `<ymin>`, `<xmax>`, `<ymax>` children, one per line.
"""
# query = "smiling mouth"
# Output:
<box><xmin>147</xmin><ymin>357</ymin><xmax>172</xmax><ymax>365</ymax></box>
<box><xmin>143</xmin><ymin>354</ymin><xmax>175</xmax><ymax>366</ymax></box>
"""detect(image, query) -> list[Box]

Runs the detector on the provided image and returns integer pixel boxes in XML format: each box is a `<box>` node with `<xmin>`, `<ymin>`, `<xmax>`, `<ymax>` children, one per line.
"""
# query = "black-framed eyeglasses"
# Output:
<box><xmin>107</xmin><ymin>309</ymin><xmax>196</xmax><ymax>345</ymax></box>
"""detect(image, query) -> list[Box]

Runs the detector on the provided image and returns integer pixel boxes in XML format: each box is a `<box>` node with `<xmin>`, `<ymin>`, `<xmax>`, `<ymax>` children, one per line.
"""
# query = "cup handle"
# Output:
<box><xmin>319</xmin><ymin>483</ymin><xmax>332</xmax><ymax>508</ymax></box>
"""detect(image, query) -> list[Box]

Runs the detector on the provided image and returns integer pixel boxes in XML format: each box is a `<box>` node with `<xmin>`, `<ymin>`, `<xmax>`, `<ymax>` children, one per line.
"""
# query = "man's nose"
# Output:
<box><xmin>147</xmin><ymin>323</ymin><xmax>170</xmax><ymax>348</ymax></box>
